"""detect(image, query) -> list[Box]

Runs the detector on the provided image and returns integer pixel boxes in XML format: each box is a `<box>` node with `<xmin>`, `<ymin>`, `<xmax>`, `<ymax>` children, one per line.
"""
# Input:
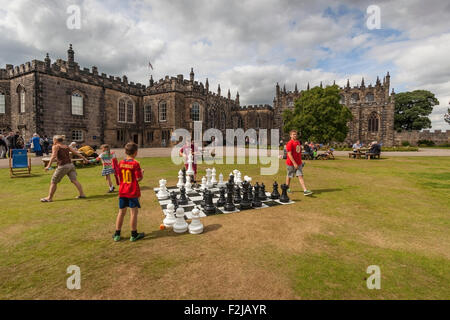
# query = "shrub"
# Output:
<box><xmin>417</xmin><ymin>139</ymin><xmax>435</xmax><ymax>146</ymax></box>
<box><xmin>402</xmin><ymin>141</ymin><xmax>411</xmax><ymax>147</ymax></box>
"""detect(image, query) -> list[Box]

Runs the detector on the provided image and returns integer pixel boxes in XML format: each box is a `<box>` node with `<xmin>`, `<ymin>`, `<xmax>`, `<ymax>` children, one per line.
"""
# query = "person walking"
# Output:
<box><xmin>31</xmin><ymin>133</ymin><xmax>43</xmax><ymax>157</ymax></box>
<box><xmin>40</xmin><ymin>135</ymin><xmax>88</xmax><ymax>203</ymax></box>
<box><xmin>285</xmin><ymin>130</ymin><xmax>313</xmax><ymax>196</ymax></box>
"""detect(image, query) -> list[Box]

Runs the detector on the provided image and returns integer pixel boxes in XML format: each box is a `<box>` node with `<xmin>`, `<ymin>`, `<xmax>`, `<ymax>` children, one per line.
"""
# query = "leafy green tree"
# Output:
<box><xmin>283</xmin><ymin>85</ymin><xmax>352</xmax><ymax>143</ymax></box>
<box><xmin>444</xmin><ymin>107</ymin><xmax>450</xmax><ymax>125</ymax></box>
<box><xmin>394</xmin><ymin>90</ymin><xmax>439</xmax><ymax>131</ymax></box>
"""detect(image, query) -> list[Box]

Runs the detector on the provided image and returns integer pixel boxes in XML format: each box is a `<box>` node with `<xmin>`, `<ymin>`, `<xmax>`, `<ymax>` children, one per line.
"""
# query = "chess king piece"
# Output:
<box><xmin>188</xmin><ymin>208</ymin><xmax>204</xmax><ymax>234</ymax></box>
<box><xmin>182</xmin><ymin>167</ymin><xmax>187</xmax><ymax>184</ymax></box>
<box><xmin>259</xmin><ymin>183</ymin><xmax>267</xmax><ymax>201</ymax></box>
<box><xmin>233</xmin><ymin>185</ymin><xmax>242</xmax><ymax>204</ymax></box>
<box><xmin>170</xmin><ymin>191</ymin><xmax>179</xmax><ymax>210</ymax></box>
<box><xmin>224</xmin><ymin>189</ymin><xmax>236</xmax><ymax>212</ymax></box>
<box><xmin>173</xmin><ymin>207</ymin><xmax>188</xmax><ymax>233</ymax></box>
<box><xmin>271</xmin><ymin>182</ymin><xmax>280</xmax><ymax>199</ymax></box>
<box><xmin>217</xmin><ymin>173</ymin><xmax>225</xmax><ymax>188</ymax></box>
<box><xmin>239</xmin><ymin>181</ymin><xmax>252</xmax><ymax>210</ymax></box>
<box><xmin>178</xmin><ymin>186</ymin><xmax>188</xmax><ymax>205</ymax></box>
<box><xmin>204</xmin><ymin>191</ymin><xmax>216</xmax><ymax>215</ymax></box>
<box><xmin>279</xmin><ymin>184</ymin><xmax>290</xmax><ymax>203</ymax></box>
<box><xmin>252</xmin><ymin>183</ymin><xmax>262</xmax><ymax>207</ymax></box>
<box><xmin>177</xmin><ymin>170</ymin><xmax>184</xmax><ymax>188</ymax></box>
<box><xmin>157</xmin><ymin>179</ymin><xmax>169</xmax><ymax>200</ymax></box>
<box><xmin>211</xmin><ymin>168</ymin><xmax>218</xmax><ymax>184</ymax></box>
<box><xmin>185</xmin><ymin>175</ymin><xmax>193</xmax><ymax>193</ymax></box>
<box><xmin>216</xmin><ymin>187</ymin><xmax>226</xmax><ymax>207</ymax></box>
<box><xmin>206</xmin><ymin>168</ymin><xmax>213</xmax><ymax>189</ymax></box>
<box><xmin>163</xmin><ymin>203</ymin><xmax>176</xmax><ymax>228</ymax></box>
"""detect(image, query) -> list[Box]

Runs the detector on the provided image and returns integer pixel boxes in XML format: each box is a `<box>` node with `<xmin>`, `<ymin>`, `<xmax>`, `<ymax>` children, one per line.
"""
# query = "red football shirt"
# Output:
<box><xmin>286</xmin><ymin>139</ymin><xmax>302</xmax><ymax>166</ymax></box>
<box><xmin>118</xmin><ymin>159</ymin><xmax>143</xmax><ymax>198</ymax></box>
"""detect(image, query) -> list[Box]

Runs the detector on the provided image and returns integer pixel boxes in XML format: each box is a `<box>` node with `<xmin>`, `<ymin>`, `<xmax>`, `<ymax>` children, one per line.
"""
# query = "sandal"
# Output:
<box><xmin>40</xmin><ymin>198</ymin><xmax>52</xmax><ymax>203</ymax></box>
<box><xmin>76</xmin><ymin>196</ymin><xmax>87</xmax><ymax>199</ymax></box>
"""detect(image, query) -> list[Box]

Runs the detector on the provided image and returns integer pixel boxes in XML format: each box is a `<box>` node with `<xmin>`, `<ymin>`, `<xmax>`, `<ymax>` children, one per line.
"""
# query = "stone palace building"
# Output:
<box><xmin>0</xmin><ymin>44</ymin><xmax>401</xmax><ymax>147</ymax></box>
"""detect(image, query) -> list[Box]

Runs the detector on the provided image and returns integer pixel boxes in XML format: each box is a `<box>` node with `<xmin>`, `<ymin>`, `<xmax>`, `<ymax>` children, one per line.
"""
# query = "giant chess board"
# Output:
<box><xmin>153</xmin><ymin>184</ymin><xmax>295</xmax><ymax>219</ymax></box>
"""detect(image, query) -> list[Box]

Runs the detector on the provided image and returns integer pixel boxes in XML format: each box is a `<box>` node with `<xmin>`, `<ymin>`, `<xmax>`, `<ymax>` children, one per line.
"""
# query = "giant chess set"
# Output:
<box><xmin>154</xmin><ymin>155</ymin><xmax>295</xmax><ymax>224</ymax></box>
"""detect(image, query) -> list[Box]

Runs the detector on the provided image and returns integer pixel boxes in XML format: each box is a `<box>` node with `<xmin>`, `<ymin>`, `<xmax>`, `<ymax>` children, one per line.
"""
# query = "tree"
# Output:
<box><xmin>394</xmin><ymin>90</ymin><xmax>439</xmax><ymax>131</ymax></box>
<box><xmin>283</xmin><ymin>85</ymin><xmax>352</xmax><ymax>143</ymax></box>
<box><xmin>445</xmin><ymin>106</ymin><xmax>450</xmax><ymax>125</ymax></box>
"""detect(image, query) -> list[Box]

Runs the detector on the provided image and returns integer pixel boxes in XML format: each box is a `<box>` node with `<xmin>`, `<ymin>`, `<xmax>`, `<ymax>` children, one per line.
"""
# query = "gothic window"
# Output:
<box><xmin>339</xmin><ymin>94</ymin><xmax>345</xmax><ymax>104</ymax></box>
<box><xmin>0</xmin><ymin>93</ymin><xmax>5</xmax><ymax>114</ymax></box>
<box><xmin>221</xmin><ymin>112</ymin><xmax>226</xmax><ymax>130</ymax></box>
<box><xmin>256</xmin><ymin>115</ymin><xmax>261</xmax><ymax>128</ymax></box>
<box><xmin>350</xmin><ymin>93</ymin><xmax>359</xmax><ymax>103</ymax></box>
<box><xmin>126</xmin><ymin>100</ymin><xmax>134</xmax><ymax>123</ymax></box>
<box><xmin>118</xmin><ymin>99</ymin><xmax>126</xmax><ymax>122</ymax></box>
<box><xmin>18</xmin><ymin>86</ymin><xmax>26</xmax><ymax>113</ymax></box>
<box><xmin>238</xmin><ymin>116</ymin><xmax>244</xmax><ymax>128</ymax></box>
<box><xmin>191</xmin><ymin>103</ymin><xmax>200</xmax><ymax>121</ymax></box>
<box><xmin>365</xmin><ymin>93</ymin><xmax>375</xmax><ymax>102</ymax></box>
<box><xmin>368</xmin><ymin>112</ymin><xmax>379</xmax><ymax>132</ymax></box>
<box><xmin>159</xmin><ymin>101</ymin><xmax>167</xmax><ymax>122</ymax></box>
<box><xmin>144</xmin><ymin>105</ymin><xmax>152</xmax><ymax>123</ymax></box>
<box><xmin>71</xmin><ymin>92</ymin><xmax>83</xmax><ymax>116</ymax></box>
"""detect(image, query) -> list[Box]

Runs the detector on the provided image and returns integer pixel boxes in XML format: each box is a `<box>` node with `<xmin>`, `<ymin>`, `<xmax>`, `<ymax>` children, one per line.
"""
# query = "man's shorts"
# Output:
<box><xmin>287</xmin><ymin>165</ymin><xmax>303</xmax><ymax>178</ymax></box>
<box><xmin>119</xmin><ymin>197</ymin><xmax>141</xmax><ymax>209</ymax></box>
<box><xmin>52</xmin><ymin>163</ymin><xmax>77</xmax><ymax>184</ymax></box>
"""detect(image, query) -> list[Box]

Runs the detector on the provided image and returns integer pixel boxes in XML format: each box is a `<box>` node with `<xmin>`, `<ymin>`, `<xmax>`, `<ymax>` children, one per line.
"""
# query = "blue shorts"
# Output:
<box><xmin>119</xmin><ymin>197</ymin><xmax>141</xmax><ymax>209</ymax></box>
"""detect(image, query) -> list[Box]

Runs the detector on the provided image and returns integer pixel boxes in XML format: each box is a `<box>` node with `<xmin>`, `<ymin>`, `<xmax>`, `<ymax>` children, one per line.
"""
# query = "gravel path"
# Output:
<box><xmin>1</xmin><ymin>147</ymin><xmax>449</xmax><ymax>169</ymax></box>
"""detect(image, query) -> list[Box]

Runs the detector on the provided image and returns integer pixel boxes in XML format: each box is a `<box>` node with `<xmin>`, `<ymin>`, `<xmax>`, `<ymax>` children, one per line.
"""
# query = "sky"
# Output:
<box><xmin>1</xmin><ymin>0</ymin><xmax>449</xmax><ymax>130</ymax></box>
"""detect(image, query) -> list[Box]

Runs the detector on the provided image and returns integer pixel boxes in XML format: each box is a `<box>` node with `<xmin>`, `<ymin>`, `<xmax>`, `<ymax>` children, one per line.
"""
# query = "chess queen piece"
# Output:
<box><xmin>173</xmin><ymin>207</ymin><xmax>188</xmax><ymax>233</ymax></box>
<box><xmin>279</xmin><ymin>184</ymin><xmax>290</xmax><ymax>203</ymax></box>
<box><xmin>163</xmin><ymin>203</ymin><xmax>176</xmax><ymax>228</ymax></box>
<box><xmin>271</xmin><ymin>182</ymin><xmax>280</xmax><ymax>200</ymax></box>
<box><xmin>177</xmin><ymin>169</ymin><xmax>184</xmax><ymax>189</ymax></box>
<box><xmin>188</xmin><ymin>208</ymin><xmax>204</xmax><ymax>234</ymax></box>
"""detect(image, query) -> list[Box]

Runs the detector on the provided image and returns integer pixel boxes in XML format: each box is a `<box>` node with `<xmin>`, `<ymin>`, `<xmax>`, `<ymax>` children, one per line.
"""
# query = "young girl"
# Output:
<box><xmin>92</xmin><ymin>144</ymin><xmax>117</xmax><ymax>193</ymax></box>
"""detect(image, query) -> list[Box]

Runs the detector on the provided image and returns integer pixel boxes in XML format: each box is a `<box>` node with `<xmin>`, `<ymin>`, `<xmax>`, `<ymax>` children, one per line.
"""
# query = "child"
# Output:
<box><xmin>113</xmin><ymin>142</ymin><xmax>145</xmax><ymax>242</ymax></box>
<box><xmin>91</xmin><ymin>144</ymin><xmax>117</xmax><ymax>193</ymax></box>
<box><xmin>285</xmin><ymin>130</ymin><xmax>313</xmax><ymax>196</ymax></box>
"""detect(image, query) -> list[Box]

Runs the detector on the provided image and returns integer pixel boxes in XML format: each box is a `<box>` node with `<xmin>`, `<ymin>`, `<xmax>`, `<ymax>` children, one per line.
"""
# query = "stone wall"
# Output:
<box><xmin>0</xmin><ymin>80</ymin><xmax>11</xmax><ymax>132</ymax></box>
<box><xmin>394</xmin><ymin>130</ymin><xmax>450</xmax><ymax>146</ymax></box>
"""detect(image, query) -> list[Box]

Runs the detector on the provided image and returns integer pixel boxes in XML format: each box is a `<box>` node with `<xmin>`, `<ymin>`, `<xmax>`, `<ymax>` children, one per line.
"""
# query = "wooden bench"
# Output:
<box><xmin>365</xmin><ymin>153</ymin><xmax>381</xmax><ymax>159</ymax></box>
<box><xmin>349</xmin><ymin>152</ymin><xmax>365</xmax><ymax>159</ymax></box>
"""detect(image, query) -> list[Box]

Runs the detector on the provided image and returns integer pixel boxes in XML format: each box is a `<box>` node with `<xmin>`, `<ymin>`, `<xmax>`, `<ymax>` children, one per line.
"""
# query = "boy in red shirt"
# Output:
<box><xmin>286</xmin><ymin>130</ymin><xmax>313</xmax><ymax>196</ymax></box>
<box><xmin>113</xmin><ymin>142</ymin><xmax>145</xmax><ymax>242</ymax></box>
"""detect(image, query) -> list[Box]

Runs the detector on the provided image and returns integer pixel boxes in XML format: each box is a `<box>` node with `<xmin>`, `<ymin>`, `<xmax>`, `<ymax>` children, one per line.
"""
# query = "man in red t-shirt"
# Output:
<box><xmin>113</xmin><ymin>142</ymin><xmax>145</xmax><ymax>242</ymax></box>
<box><xmin>286</xmin><ymin>130</ymin><xmax>313</xmax><ymax>196</ymax></box>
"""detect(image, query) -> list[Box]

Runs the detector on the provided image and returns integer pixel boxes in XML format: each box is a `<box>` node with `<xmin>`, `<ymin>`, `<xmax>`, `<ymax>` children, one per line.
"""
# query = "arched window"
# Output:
<box><xmin>0</xmin><ymin>93</ymin><xmax>5</xmax><ymax>114</ymax></box>
<box><xmin>339</xmin><ymin>94</ymin><xmax>345</xmax><ymax>104</ymax></box>
<box><xmin>126</xmin><ymin>100</ymin><xmax>134</xmax><ymax>123</ymax></box>
<box><xmin>159</xmin><ymin>101</ymin><xmax>167</xmax><ymax>122</ymax></box>
<box><xmin>118</xmin><ymin>99</ymin><xmax>126</xmax><ymax>122</ymax></box>
<box><xmin>18</xmin><ymin>86</ymin><xmax>26</xmax><ymax>113</ymax></box>
<box><xmin>71</xmin><ymin>92</ymin><xmax>83</xmax><ymax>115</ymax></box>
<box><xmin>350</xmin><ymin>93</ymin><xmax>359</xmax><ymax>103</ymax></box>
<box><xmin>365</xmin><ymin>93</ymin><xmax>375</xmax><ymax>102</ymax></box>
<box><xmin>368</xmin><ymin>112</ymin><xmax>379</xmax><ymax>132</ymax></box>
<box><xmin>256</xmin><ymin>115</ymin><xmax>261</xmax><ymax>128</ymax></box>
<box><xmin>238</xmin><ymin>117</ymin><xmax>244</xmax><ymax>128</ymax></box>
<box><xmin>191</xmin><ymin>103</ymin><xmax>200</xmax><ymax>121</ymax></box>
<box><xmin>144</xmin><ymin>105</ymin><xmax>152</xmax><ymax>123</ymax></box>
<box><xmin>208</xmin><ymin>109</ymin><xmax>215</xmax><ymax>128</ymax></box>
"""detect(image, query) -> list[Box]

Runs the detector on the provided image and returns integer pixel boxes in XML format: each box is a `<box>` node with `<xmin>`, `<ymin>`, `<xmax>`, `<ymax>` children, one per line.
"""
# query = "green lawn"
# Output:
<box><xmin>1</xmin><ymin>156</ymin><xmax>449</xmax><ymax>299</ymax></box>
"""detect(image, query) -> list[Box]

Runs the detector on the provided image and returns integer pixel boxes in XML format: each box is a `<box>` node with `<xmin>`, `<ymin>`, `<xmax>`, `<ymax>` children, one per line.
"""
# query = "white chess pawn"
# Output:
<box><xmin>163</xmin><ymin>203</ymin><xmax>176</xmax><ymax>228</ymax></box>
<box><xmin>211</xmin><ymin>168</ymin><xmax>217</xmax><ymax>184</ymax></box>
<box><xmin>173</xmin><ymin>207</ymin><xmax>188</xmax><ymax>233</ymax></box>
<box><xmin>189</xmin><ymin>208</ymin><xmax>204</xmax><ymax>235</ymax></box>
<box><xmin>201</xmin><ymin>177</ymin><xmax>207</xmax><ymax>190</ymax></box>
<box><xmin>185</xmin><ymin>175</ymin><xmax>193</xmax><ymax>193</ymax></box>
<box><xmin>157</xmin><ymin>179</ymin><xmax>169</xmax><ymax>200</ymax></box>
<box><xmin>217</xmin><ymin>173</ymin><xmax>225</xmax><ymax>188</ymax></box>
<box><xmin>206</xmin><ymin>168</ymin><xmax>213</xmax><ymax>189</ymax></box>
<box><xmin>177</xmin><ymin>169</ymin><xmax>184</xmax><ymax>188</ymax></box>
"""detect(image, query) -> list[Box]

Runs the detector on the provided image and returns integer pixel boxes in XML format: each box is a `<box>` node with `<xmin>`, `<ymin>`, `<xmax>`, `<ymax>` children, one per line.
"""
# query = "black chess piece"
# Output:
<box><xmin>279</xmin><ymin>184</ymin><xmax>290</xmax><ymax>203</ymax></box>
<box><xmin>216</xmin><ymin>187</ymin><xmax>226</xmax><ymax>207</ymax></box>
<box><xmin>178</xmin><ymin>186</ymin><xmax>188</xmax><ymax>205</ymax></box>
<box><xmin>182</xmin><ymin>167</ymin><xmax>187</xmax><ymax>184</ymax></box>
<box><xmin>271</xmin><ymin>182</ymin><xmax>280</xmax><ymax>199</ymax></box>
<box><xmin>259</xmin><ymin>183</ymin><xmax>267</xmax><ymax>201</ymax></box>
<box><xmin>228</xmin><ymin>174</ymin><xmax>234</xmax><ymax>185</ymax></box>
<box><xmin>200</xmin><ymin>189</ymin><xmax>208</xmax><ymax>208</ymax></box>
<box><xmin>226</xmin><ymin>181</ymin><xmax>234</xmax><ymax>194</ymax></box>
<box><xmin>233</xmin><ymin>185</ymin><xmax>242</xmax><ymax>204</ymax></box>
<box><xmin>224</xmin><ymin>190</ymin><xmax>236</xmax><ymax>212</ymax></box>
<box><xmin>239</xmin><ymin>181</ymin><xmax>252</xmax><ymax>210</ymax></box>
<box><xmin>204</xmin><ymin>191</ymin><xmax>216</xmax><ymax>215</ymax></box>
<box><xmin>252</xmin><ymin>183</ymin><xmax>262</xmax><ymax>207</ymax></box>
<box><xmin>170</xmin><ymin>191</ymin><xmax>178</xmax><ymax>209</ymax></box>
<box><xmin>247</xmin><ymin>183</ymin><xmax>253</xmax><ymax>201</ymax></box>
